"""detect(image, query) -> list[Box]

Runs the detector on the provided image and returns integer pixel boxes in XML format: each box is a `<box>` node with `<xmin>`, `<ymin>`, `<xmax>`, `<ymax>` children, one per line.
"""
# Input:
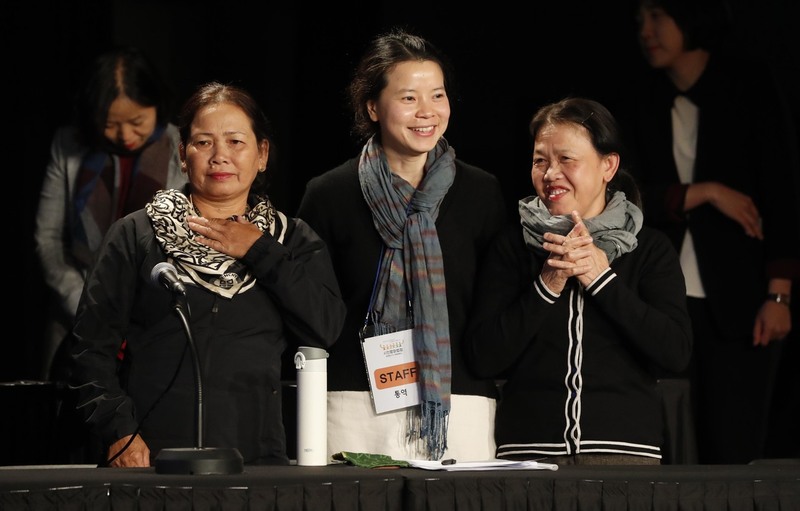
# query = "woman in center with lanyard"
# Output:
<box><xmin>297</xmin><ymin>28</ymin><xmax>508</xmax><ymax>461</ymax></box>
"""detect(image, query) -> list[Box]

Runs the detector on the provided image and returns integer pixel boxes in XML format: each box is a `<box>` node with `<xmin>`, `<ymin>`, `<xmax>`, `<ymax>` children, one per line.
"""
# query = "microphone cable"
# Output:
<box><xmin>99</xmin><ymin>341</ymin><xmax>190</xmax><ymax>467</ymax></box>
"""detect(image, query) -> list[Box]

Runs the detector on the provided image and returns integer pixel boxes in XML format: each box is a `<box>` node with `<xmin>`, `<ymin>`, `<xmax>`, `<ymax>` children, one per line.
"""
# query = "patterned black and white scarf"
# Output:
<box><xmin>146</xmin><ymin>188</ymin><xmax>286</xmax><ymax>297</ymax></box>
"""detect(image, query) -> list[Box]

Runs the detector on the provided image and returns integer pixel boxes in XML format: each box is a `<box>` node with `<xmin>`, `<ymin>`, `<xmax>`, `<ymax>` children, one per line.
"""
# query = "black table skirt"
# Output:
<box><xmin>1</xmin><ymin>462</ymin><xmax>798</xmax><ymax>511</ymax></box>
<box><xmin>401</xmin><ymin>463</ymin><xmax>800</xmax><ymax>511</ymax></box>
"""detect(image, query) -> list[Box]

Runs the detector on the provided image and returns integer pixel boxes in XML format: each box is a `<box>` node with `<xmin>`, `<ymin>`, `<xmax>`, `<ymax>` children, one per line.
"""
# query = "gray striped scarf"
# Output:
<box><xmin>359</xmin><ymin>135</ymin><xmax>455</xmax><ymax>460</ymax></box>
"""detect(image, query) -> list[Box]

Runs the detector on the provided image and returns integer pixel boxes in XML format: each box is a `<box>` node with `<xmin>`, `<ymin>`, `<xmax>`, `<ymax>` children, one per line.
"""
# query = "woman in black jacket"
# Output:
<box><xmin>623</xmin><ymin>0</ymin><xmax>800</xmax><ymax>463</ymax></box>
<box><xmin>466</xmin><ymin>97</ymin><xmax>692</xmax><ymax>465</ymax></box>
<box><xmin>69</xmin><ymin>82</ymin><xmax>346</xmax><ymax>467</ymax></box>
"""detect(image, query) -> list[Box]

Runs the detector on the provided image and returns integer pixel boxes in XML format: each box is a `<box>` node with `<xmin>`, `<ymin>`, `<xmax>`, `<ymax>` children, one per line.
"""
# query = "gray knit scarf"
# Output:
<box><xmin>519</xmin><ymin>191</ymin><xmax>643</xmax><ymax>263</ymax></box>
<box><xmin>359</xmin><ymin>134</ymin><xmax>455</xmax><ymax>460</ymax></box>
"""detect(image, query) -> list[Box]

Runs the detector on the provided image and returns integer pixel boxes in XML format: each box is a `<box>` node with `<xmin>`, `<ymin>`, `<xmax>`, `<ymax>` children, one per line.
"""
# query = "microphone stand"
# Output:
<box><xmin>154</xmin><ymin>294</ymin><xmax>244</xmax><ymax>474</ymax></box>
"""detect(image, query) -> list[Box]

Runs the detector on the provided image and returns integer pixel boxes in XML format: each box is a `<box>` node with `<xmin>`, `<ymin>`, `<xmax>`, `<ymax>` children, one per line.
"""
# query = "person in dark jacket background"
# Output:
<box><xmin>69</xmin><ymin>82</ymin><xmax>346</xmax><ymax>467</ymax></box>
<box><xmin>620</xmin><ymin>0</ymin><xmax>800</xmax><ymax>463</ymax></box>
<box><xmin>465</xmin><ymin>97</ymin><xmax>692</xmax><ymax>465</ymax></box>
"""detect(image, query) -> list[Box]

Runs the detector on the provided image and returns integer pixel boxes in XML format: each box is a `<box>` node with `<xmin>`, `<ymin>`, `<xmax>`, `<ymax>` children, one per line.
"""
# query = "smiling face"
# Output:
<box><xmin>367</xmin><ymin>59</ymin><xmax>450</xmax><ymax>160</ymax></box>
<box><xmin>180</xmin><ymin>102</ymin><xmax>268</xmax><ymax>204</ymax></box>
<box><xmin>531</xmin><ymin>122</ymin><xmax>618</xmax><ymax>218</ymax></box>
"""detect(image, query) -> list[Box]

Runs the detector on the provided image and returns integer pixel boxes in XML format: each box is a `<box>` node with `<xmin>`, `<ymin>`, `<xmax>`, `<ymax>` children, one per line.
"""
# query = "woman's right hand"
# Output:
<box><xmin>107</xmin><ymin>434</ymin><xmax>151</xmax><ymax>467</ymax></box>
<box><xmin>187</xmin><ymin>214</ymin><xmax>262</xmax><ymax>258</ymax></box>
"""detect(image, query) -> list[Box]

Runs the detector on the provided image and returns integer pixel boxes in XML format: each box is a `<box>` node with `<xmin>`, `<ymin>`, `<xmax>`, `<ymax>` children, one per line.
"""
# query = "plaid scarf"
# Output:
<box><xmin>71</xmin><ymin>124</ymin><xmax>173</xmax><ymax>269</ymax></box>
<box><xmin>359</xmin><ymin>135</ymin><xmax>455</xmax><ymax>460</ymax></box>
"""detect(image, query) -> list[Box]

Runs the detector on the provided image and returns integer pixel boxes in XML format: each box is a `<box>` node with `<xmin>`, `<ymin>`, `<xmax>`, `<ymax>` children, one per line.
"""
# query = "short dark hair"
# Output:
<box><xmin>638</xmin><ymin>0</ymin><xmax>732</xmax><ymax>51</ymax></box>
<box><xmin>75</xmin><ymin>45</ymin><xmax>172</xmax><ymax>148</ymax></box>
<box><xmin>347</xmin><ymin>27</ymin><xmax>457</xmax><ymax>143</ymax></box>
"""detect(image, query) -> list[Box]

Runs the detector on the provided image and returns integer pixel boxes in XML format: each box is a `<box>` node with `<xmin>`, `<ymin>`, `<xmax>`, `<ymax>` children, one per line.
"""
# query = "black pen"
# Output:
<box><xmin>441</xmin><ymin>458</ymin><xmax>456</xmax><ymax>465</ymax></box>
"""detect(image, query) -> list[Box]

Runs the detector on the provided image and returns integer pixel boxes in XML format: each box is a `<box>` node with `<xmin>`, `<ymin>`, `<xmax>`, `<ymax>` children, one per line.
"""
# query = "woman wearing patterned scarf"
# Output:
<box><xmin>465</xmin><ymin>97</ymin><xmax>692</xmax><ymax>465</ymax></box>
<box><xmin>68</xmin><ymin>82</ymin><xmax>346</xmax><ymax>467</ymax></box>
<box><xmin>35</xmin><ymin>46</ymin><xmax>187</xmax><ymax>381</ymax></box>
<box><xmin>297</xmin><ymin>28</ymin><xmax>508</xmax><ymax>461</ymax></box>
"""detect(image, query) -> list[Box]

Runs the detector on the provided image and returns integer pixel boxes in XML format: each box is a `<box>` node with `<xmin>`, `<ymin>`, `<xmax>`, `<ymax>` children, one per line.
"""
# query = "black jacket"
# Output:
<box><xmin>621</xmin><ymin>54</ymin><xmax>800</xmax><ymax>340</ymax></box>
<box><xmin>297</xmin><ymin>156</ymin><xmax>508</xmax><ymax>398</ymax></box>
<box><xmin>70</xmin><ymin>206</ymin><xmax>346</xmax><ymax>465</ymax></box>
<box><xmin>465</xmin><ymin>223</ymin><xmax>692</xmax><ymax>459</ymax></box>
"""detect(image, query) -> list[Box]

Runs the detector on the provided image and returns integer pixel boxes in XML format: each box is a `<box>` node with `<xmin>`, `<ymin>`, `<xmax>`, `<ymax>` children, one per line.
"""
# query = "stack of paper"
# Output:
<box><xmin>406</xmin><ymin>459</ymin><xmax>558</xmax><ymax>471</ymax></box>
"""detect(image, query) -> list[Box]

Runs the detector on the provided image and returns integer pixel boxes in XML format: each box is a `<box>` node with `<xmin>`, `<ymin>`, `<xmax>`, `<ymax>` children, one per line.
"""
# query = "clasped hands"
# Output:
<box><xmin>186</xmin><ymin>214</ymin><xmax>262</xmax><ymax>258</ymax></box>
<box><xmin>540</xmin><ymin>210</ymin><xmax>609</xmax><ymax>295</ymax></box>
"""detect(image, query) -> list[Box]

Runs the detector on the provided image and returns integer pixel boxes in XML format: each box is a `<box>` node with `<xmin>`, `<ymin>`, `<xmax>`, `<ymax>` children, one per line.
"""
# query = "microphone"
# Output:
<box><xmin>148</xmin><ymin>261</ymin><xmax>243</xmax><ymax>475</ymax></box>
<box><xmin>150</xmin><ymin>262</ymin><xmax>187</xmax><ymax>296</ymax></box>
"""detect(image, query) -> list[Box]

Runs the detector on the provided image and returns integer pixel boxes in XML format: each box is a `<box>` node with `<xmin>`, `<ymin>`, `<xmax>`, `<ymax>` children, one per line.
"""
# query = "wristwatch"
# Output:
<box><xmin>766</xmin><ymin>293</ymin><xmax>791</xmax><ymax>306</ymax></box>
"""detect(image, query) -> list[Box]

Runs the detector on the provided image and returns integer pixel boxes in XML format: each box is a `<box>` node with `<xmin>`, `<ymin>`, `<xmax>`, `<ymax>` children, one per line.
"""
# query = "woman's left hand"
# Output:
<box><xmin>187</xmin><ymin>214</ymin><xmax>262</xmax><ymax>258</ymax></box>
<box><xmin>753</xmin><ymin>301</ymin><xmax>791</xmax><ymax>346</ymax></box>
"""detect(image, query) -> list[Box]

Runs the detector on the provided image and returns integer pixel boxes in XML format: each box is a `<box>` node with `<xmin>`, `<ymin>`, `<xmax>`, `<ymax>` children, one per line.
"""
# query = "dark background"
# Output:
<box><xmin>4</xmin><ymin>1</ymin><xmax>799</xmax><ymax>458</ymax></box>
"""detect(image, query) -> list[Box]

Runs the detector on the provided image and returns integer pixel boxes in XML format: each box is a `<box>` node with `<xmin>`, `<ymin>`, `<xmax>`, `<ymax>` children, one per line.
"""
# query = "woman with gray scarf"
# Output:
<box><xmin>297</xmin><ymin>28</ymin><xmax>507</xmax><ymax>462</ymax></box>
<box><xmin>465</xmin><ymin>97</ymin><xmax>692</xmax><ymax>465</ymax></box>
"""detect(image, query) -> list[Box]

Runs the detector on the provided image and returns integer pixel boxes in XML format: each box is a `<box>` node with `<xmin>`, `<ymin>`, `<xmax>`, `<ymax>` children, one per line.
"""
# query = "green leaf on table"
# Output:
<box><xmin>332</xmin><ymin>451</ymin><xmax>411</xmax><ymax>469</ymax></box>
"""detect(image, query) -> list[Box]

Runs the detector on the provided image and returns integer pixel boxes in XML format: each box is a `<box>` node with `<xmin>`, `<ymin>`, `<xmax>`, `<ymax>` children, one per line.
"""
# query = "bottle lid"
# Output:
<box><xmin>294</xmin><ymin>346</ymin><xmax>329</xmax><ymax>368</ymax></box>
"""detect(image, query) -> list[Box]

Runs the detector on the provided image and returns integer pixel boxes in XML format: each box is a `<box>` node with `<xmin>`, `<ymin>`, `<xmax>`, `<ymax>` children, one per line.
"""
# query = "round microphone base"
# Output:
<box><xmin>155</xmin><ymin>447</ymin><xmax>244</xmax><ymax>475</ymax></box>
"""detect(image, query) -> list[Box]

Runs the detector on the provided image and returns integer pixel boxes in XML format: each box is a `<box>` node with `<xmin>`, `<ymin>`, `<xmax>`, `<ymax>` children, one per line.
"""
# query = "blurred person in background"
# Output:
<box><xmin>621</xmin><ymin>0</ymin><xmax>800</xmax><ymax>463</ymax></box>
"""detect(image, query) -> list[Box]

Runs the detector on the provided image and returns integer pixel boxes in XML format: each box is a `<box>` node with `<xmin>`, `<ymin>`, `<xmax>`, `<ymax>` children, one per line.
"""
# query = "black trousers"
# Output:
<box><xmin>688</xmin><ymin>297</ymin><xmax>783</xmax><ymax>464</ymax></box>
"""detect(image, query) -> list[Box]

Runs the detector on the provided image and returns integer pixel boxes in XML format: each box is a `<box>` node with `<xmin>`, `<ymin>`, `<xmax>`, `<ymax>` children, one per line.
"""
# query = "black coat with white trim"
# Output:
<box><xmin>465</xmin><ymin>223</ymin><xmax>692</xmax><ymax>460</ymax></box>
